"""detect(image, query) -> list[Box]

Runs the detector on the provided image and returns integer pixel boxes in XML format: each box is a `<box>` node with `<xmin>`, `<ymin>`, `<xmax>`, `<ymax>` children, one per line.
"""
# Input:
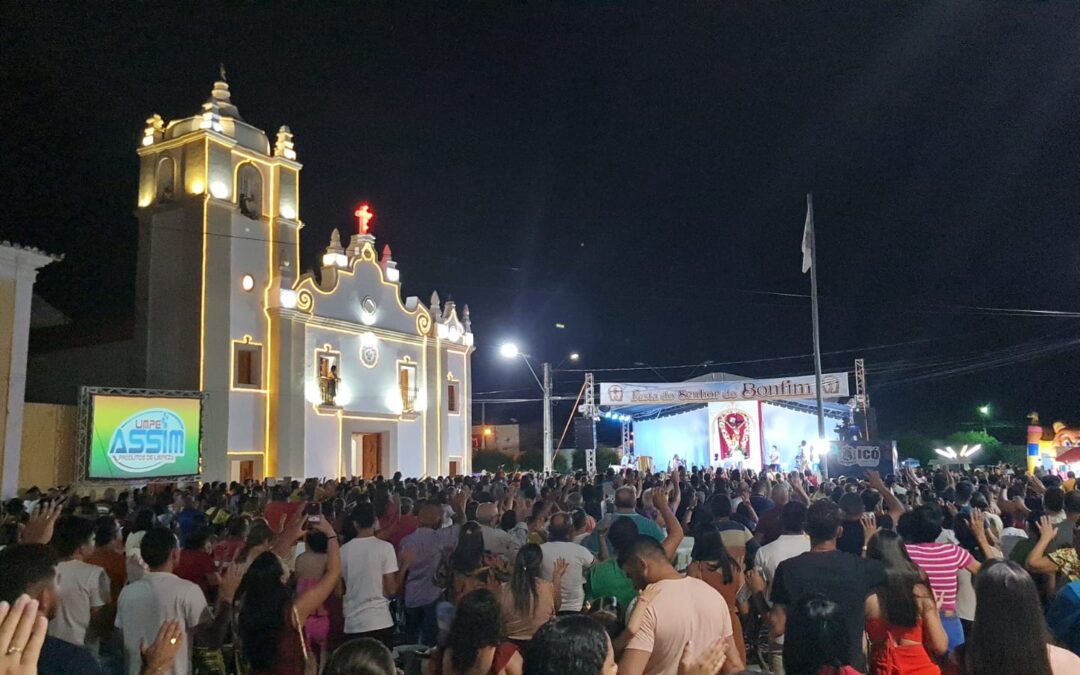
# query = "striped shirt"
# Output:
<box><xmin>906</xmin><ymin>542</ymin><xmax>974</xmax><ymax>611</ymax></box>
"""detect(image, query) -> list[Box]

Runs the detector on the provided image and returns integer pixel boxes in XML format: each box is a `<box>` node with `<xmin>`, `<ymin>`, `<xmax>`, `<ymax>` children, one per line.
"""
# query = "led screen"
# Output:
<box><xmin>88</xmin><ymin>395</ymin><xmax>201</xmax><ymax>479</ymax></box>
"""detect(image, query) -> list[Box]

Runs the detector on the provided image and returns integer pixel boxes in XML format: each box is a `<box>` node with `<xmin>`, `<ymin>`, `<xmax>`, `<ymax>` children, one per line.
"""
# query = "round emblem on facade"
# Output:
<box><xmin>360</xmin><ymin>346</ymin><xmax>378</xmax><ymax>368</ymax></box>
<box><xmin>360</xmin><ymin>332</ymin><xmax>379</xmax><ymax>368</ymax></box>
<box><xmin>361</xmin><ymin>296</ymin><xmax>377</xmax><ymax>314</ymax></box>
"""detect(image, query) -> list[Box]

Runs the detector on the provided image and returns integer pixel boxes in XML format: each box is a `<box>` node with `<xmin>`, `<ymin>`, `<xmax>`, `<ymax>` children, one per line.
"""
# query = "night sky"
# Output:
<box><xmin>4</xmin><ymin>3</ymin><xmax>1079</xmax><ymax>443</ymax></box>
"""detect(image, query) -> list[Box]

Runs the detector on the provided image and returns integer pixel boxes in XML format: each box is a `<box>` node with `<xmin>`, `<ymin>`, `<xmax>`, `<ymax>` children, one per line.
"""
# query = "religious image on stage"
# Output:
<box><xmin>711</xmin><ymin>404</ymin><xmax>760</xmax><ymax>469</ymax></box>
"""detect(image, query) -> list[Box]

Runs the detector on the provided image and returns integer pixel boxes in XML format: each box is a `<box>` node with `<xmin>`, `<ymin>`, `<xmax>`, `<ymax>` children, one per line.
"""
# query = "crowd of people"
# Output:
<box><xmin>0</xmin><ymin>462</ymin><xmax>1078</xmax><ymax>675</ymax></box>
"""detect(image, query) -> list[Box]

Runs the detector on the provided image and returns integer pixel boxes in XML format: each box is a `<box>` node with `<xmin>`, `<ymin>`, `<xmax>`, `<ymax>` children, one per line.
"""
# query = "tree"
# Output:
<box><xmin>571</xmin><ymin>445</ymin><xmax>620</xmax><ymax>473</ymax></box>
<box><xmin>896</xmin><ymin>431</ymin><xmax>935</xmax><ymax>466</ymax></box>
<box><xmin>472</xmin><ymin>451</ymin><xmax>511</xmax><ymax>473</ymax></box>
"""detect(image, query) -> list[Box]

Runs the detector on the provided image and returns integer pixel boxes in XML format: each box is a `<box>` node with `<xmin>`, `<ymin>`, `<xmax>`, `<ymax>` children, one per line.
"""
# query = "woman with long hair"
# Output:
<box><xmin>864</xmin><ymin>530</ymin><xmax>947</xmax><ymax>674</ymax></box>
<box><xmin>499</xmin><ymin>544</ymin><xmax>567</xmax><ymax>645</ymax></box>
<box><xmin>440</xmin><ymin>589</ymin><xmax>522</xmax><ymax>675</ymax></box>
<box><xmin>783</xmin><ymin>594</ymin><xmax>857</xmax><ymax>675</ymax></box>
<box><xmin>952</xmin><ymin>559</ymin><xmax>1080</xmax><ymax>675</ymax></box>
<box><xmin>439</xmin><ymin>521</ymin><xmax>501</xmax><ymax>603</ymax></box>
<box><xmin>236</xmin><ymin>518</ymin><xmax>341</xmax><ymax>675</ymax></box>
<box><xmin>686</xmin><ymin>523</ymin><xmax>746</xmax><ymax>664</ymax></box>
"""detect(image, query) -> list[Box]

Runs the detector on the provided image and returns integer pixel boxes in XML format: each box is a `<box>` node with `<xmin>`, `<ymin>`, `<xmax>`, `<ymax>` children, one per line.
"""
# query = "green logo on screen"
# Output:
<box><xmin>108</xmin><ymin>409</ymin><xmax>186</xmax><ymax>473</ymax></box>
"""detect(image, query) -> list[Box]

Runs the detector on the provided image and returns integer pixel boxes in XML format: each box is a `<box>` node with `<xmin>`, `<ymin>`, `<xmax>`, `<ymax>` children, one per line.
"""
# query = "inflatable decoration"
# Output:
<box><xmin>1026</xmin><ymin>412</ymin><xmax>1080</xmax><ymax>470</ymax></box>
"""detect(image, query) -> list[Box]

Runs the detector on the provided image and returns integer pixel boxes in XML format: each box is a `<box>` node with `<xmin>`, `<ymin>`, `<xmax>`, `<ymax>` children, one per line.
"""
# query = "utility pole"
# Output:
<box><xmin>802</xmin><ymin>193</ymin><xmax>828</xmax><ymax>479</ymax></box>
<box><xmin>543</xmin><ymin>362</ymin><xmax>553</xmax><ymax>473</ymax></box>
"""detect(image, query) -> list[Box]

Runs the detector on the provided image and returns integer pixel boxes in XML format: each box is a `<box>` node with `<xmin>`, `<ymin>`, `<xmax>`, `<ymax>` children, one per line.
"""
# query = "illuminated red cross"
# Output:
<box><xmin>354</xmin><ymin>203</ymin><xmax>375</xmax><ymax>234</ymax></box>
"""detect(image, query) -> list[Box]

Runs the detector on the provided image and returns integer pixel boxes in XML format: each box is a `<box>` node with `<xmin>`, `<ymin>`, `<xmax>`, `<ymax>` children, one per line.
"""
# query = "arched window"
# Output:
<box><xmin>155</xmin><ymin>157</ymin><xmax>175</xmax><ymax>202</ymax></box>
<box><xmin>236</xmin><ymin>163</ymin><xmax>262</xmax><ymax>219</ymax></box>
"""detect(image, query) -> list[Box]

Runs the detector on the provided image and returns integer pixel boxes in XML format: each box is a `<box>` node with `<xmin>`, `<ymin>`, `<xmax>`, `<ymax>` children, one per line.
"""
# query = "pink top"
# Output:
<box><xmin>905</xmin><ymin>543</ymin><xmax>974</xmax><ymax>611</ymax></box>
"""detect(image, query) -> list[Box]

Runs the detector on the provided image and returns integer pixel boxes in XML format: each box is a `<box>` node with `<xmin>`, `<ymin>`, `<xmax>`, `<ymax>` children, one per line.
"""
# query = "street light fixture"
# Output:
<box><xmin>978</xmin><ymin>404</ymin><xmax>991</xmax><ymax>433</ymax></box>
<box><xmin>499</xmin><ymin>342</ymin><xmax>520</xmax><ymax>359</ymax></box>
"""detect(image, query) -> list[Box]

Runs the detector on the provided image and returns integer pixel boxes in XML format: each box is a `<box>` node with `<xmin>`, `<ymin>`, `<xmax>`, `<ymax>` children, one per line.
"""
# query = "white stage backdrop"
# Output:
<box><xmin>632</xmin><ymin>408</ymin><xmax>711</xmax><ymax>470</ymax></box>
<box><xmin>760</xmin><ymin>402</ymin><xmax>831</xmax><ymax>470</ymax></box>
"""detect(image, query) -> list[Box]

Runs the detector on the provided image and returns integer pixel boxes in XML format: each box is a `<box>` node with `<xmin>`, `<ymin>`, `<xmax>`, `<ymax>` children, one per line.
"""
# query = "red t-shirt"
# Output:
<box><xmin>212</xmin><ymin>538</ymin><xmax>245</xmax><ymax>567</ymax></box>
<box><xmin>175</xmin><ymin>549</ymin><xmax>217</xmax><ymax>598</ymax></box>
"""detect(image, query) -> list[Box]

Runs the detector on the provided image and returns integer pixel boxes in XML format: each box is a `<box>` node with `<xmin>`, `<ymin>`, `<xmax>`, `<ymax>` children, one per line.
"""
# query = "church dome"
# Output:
<box><xmin>162</xmin><ymin>71</ymin><xmax>271</xmax><ymax>155</ymax></box>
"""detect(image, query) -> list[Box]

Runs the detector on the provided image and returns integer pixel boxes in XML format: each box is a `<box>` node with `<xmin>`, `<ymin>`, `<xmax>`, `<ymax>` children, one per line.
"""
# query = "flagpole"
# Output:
<box><xmin>807</xmin><ymin>192</ymin><xmax>827</xmax><ymax>479</ymax></box>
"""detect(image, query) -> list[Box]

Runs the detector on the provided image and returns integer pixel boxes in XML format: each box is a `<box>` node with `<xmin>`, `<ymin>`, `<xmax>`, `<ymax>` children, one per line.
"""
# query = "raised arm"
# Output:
<box><xmin>865</xmin><ymin>470</ymin><xmax>905</xmax><ymax>522</ymax></box>
<box><xmin>787</xmin><ymin>473</ymin><xmax>809</xmax><ymax>506</ymax></box>
<box><xmin>1025</xmin><ymin>515</ymin><xmax>1062</xmax><ymax>575</ymax></box>
<box><xmin>654</xmin><ymin>489</ymin><xmax>685</xmax><ymax>561</ymax></box>
<box><xmin>968</xmin><ymin>510</ymin><xmax>1002</xmax><ymax>562</ymax></box>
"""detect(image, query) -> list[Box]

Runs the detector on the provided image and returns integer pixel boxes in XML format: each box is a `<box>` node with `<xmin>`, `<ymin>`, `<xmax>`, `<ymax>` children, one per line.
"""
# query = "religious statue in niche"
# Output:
<box><xmin>318</xmin><ymin>355</ymin><xmax>340</xmax><ymax>406</ymax></box>
<box><xmin>239</xmin><ymin>191</ymin><xmax>259</xmax><ymax>219</ymax></box>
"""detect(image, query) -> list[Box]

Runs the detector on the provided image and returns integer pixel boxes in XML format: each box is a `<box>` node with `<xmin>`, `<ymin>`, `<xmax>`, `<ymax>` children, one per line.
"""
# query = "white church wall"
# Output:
<box><xmin>444</xmin><ymin>350</ymin><xmax>469</xmax><ymax>473</ymax></box>
<box><xmin>396</xmin><ymin>418</ymin><xmax>424</xmax><ymax>477</ymax></box>
<box><xmin>298</xmin><ymin>252</ymin><xmax>426</xmax><ymax>338</ymax></box>
<box><xmin>227</xmin><ymin>393</ymin><xmax>263</xmax><ymax>451</ymax></box>
<box><xmin>302</xmin><ymin>409</ymin><xmax>338</xmax><ymax>479</ymax></box>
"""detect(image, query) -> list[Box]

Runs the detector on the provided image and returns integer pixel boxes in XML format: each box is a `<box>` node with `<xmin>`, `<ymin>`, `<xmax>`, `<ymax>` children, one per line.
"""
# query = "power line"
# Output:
<box><xmin>555</xmin><ymin>332</ymin><xmax>997</xmax><ymax>374</ymax></box>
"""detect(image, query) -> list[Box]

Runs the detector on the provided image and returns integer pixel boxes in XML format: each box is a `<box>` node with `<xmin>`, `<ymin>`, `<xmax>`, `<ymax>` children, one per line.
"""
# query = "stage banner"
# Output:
<box><xmin>88</xmin><ymin>394</ymin><xmax>202</xmax><ymax>479</ymax></box>
<box><xmin>825</xmin><ymin>441</ymin><xmax>897</xmax><ymax>479</ymax></box>
<box><xmin>600</xmin><ymin>373</ymin><xmax>849</xmax><ymax>407</ymax></box>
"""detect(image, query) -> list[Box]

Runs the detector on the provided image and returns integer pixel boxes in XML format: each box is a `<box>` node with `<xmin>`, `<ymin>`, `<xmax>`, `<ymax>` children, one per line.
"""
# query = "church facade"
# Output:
<box><xmin>134</xmin><ymin>75</ymin><xmax>474</xmax><ymax>482</ymax></box>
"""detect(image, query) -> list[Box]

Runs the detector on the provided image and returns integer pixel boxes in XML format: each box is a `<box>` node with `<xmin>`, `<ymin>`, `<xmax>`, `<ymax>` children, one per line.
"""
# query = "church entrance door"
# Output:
<box><xmin>351</xmin><ymin>433</ymin><xmax>382</xmax><ymax>478</ymax></box>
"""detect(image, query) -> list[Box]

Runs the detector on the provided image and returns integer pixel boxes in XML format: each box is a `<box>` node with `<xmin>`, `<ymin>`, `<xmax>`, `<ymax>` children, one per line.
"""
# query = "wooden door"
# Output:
<box><xmin>239</xmin><ymin>460</ymin><xmax>254</xmax><ymax>483</ymax></box>
<box><xmin>449</xmin><ymin>460</ymin><xmax>460</xmax><ymax>477</ymax></box>
<box><xmin>362</xmin><ymin>435</ymin><xmax>381</xmax><ymax>478</ymax></box>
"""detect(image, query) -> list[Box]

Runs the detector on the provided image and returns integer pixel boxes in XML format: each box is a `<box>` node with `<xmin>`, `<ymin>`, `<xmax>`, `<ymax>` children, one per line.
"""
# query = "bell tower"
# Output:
<box><xmin>134</xmin><ymin>70</ymin><xmax>302</xmax><ymax>478</ymax></box>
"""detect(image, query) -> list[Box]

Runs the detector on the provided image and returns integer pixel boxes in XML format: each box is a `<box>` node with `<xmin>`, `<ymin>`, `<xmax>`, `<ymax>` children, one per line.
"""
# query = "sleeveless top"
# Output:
<box><xmin>865</xmin><ymin>617</ymin><xmax>941</xmax><ymax>675</ymax></box>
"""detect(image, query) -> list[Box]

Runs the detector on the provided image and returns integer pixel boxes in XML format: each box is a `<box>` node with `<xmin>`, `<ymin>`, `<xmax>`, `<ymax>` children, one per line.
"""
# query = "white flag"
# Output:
<box><xmin>801</xmin><ymin>194</ymin><xmax>814</xmax><ymax>274</ymax></box>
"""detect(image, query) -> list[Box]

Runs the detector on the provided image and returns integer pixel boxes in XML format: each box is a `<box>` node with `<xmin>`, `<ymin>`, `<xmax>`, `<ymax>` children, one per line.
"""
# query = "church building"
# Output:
<box><xmin>130</xmin><ymin>73</ymin><xmax>474</xmax><ymax>481</ymax></box>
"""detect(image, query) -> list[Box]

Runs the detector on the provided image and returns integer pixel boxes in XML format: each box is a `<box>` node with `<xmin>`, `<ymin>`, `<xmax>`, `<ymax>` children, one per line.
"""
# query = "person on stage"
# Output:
<box><xmin>768</xmin><ymin>445</ymin><xmax>782</xmax><ymax>473</ymax></box>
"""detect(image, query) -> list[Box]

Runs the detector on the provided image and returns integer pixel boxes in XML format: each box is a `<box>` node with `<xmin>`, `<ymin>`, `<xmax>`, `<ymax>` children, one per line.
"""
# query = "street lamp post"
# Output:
<box><xmin>500</xmin><ymin>343</ymin><xmax>578</xmax><ymax>473</ymax></box>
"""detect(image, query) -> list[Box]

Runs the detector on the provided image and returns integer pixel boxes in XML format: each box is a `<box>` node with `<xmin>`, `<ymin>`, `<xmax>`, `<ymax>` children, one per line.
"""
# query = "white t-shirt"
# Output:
<box><xmin>755</xmin><ymin>534</ymin><xmax>811</xmax><ymax>606</ymax></box>
<box><xmin>50</xmin><ymin>559</ymin><xmax>110</xmax><ymax>646</ymax></box>
<box><xmin>116</xmin><ymin>571</ymin><xmax>209</xmax><ymax>675</ymax></box>
<box><xmin>540</xmin><ymin>541</ymin><xmax>594</xmax><ymax>612</ymax></box>
<box><xmin>340</xmin><ymin>536</ymin><xmax>398</xmax><ymax>633</ymax></box>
